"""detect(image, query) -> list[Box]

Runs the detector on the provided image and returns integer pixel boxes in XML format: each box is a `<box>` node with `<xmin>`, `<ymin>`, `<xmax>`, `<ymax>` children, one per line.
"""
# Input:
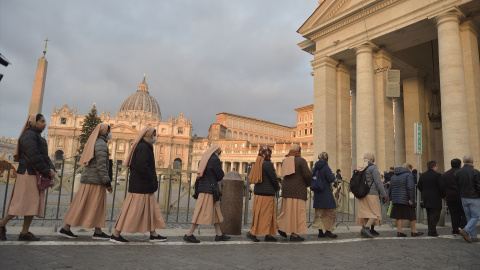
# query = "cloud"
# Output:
<box><xmin>0</xmin><ymin>0</ymin><xmax>316</xmax><ymax>140</ymax></box>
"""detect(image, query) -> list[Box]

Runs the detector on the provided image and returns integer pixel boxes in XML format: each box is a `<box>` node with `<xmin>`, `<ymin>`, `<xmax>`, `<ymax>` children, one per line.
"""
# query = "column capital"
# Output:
<box><xmin>460</xmin><ymin>19</ymin><xmax>480</xmax><ymax>37</ymax></box>
<box><xmin>353</xmin><ymin>42</ymin><xmax>378</xmax><ymax>55</ymax></box>
<box><xmin>311</xmin><ymin>55</ymin><xmax>338</xmax><ymax>70</ymax></box>
<box><xmin>434</xmin><ymin>11</ymin><xmax>463</xmax><ymax>28</ymax></box>
<box><xmin>373</xmin><ymin>48</ymin><xmax>392</xmax><ymax>62</ymax></box>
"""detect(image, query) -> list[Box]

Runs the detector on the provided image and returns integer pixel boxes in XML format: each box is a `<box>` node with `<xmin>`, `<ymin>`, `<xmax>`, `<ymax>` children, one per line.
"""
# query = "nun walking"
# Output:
<box><xmin>59</xmin><ymin>123</ymin><xmax>112</xmax><ymax>239</ymax></box>
<box><xmin>183</xmin><ymin>145</ymin><xmax>230</xmax><ymax>243</ymax></box>
<box><xmin>110</xmin><ymin>127</ymin><xmax>167</xmax><ymax>243</ymax></box>
<box><xmin>246</xmin><ymin>146</ymin><xmax>280</xmax><ymax>242</ymax></box>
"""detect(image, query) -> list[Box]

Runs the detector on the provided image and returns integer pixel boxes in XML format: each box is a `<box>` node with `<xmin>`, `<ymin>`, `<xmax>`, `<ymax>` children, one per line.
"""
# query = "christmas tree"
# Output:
<box><xmin>76</xmin><ymin>103</ymin><xmax>102</xmax><ymax>155</ymax></box>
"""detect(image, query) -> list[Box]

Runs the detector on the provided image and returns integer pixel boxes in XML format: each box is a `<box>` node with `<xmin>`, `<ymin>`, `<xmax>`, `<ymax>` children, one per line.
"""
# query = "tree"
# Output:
<box><xmin>77</xmin><ymin>104</ymin><xmax>102</xmax><ymax>155</ymax></box>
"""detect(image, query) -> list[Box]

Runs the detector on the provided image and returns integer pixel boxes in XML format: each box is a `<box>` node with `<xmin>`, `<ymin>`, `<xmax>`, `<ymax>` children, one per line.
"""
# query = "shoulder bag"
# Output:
<box><xmin>23</xmin><ymin>154</ymin><xmax>53</xmax><ymax>190</ymax></box>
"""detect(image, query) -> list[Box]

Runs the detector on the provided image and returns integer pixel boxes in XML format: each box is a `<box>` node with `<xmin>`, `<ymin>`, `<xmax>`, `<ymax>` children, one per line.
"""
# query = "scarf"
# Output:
<box><xmin>79</xmin><ymin>123</ymin><xmax>109</xmax><ymax>166</ymax></box>
<box><xmin>357</xmin><ymin>152</ymin><xmax>375</xmax><ymax>171</ymax></box>
<box><xmin>197</xmin><ymin>145</ymin><xmax>220</xmax><ymax>179</ymax></box>
<box><xmin>124</xmin><ymin>126</ymin><xmax>155</xmax><ymax>167</ymax></box>
<box><xmin>14</xmin><ymin>114</ymin><xmax>37</xmax><ymax>162</ymax></box>
<box><xmin>281</xmin><ymin>144</ymin><xmax>301</xmax><ymax>176</ymax></box>
<box><xmin>249</xmin><ymin>156</ymin><xmax>264</xmax><ymax>184</ymax></box>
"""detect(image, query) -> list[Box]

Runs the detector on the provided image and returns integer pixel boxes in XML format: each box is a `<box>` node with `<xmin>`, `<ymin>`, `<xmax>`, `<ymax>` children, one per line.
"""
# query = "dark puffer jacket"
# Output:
<box><xmin>128</xmin><ymin>140</ymin><xmax>158</xmax><ymax>194</ymax></box>
<box><xmin>388</xmin><ymin>167</ymin><xmax>415</xmax><ymax>206</ymax></box>
<box><xmin>17</xmin><ymin>127</ymin><xmax>55</xmax><ymax>176</ymax></box>
<box><xmin>80</xmin><ymin>137</ymin><xmax>111</xmax><ymax>186</ymax></box>
<box><xmin>443</xmin><ymin>167</ymin><xmax>461</xmax><ymax>201</ymax></box>
<box><xmin>254</xmin><ymin>160</ymin><xmax>280</xmax><ymax>196</ymax></box>
<box><xmin>281</xmin><ymin>157</ymin><xmax>312</xmax><ymax>201</ymax></box>
<box><xmin>312</xmin><ymin>159</ymin><xmax>336</xmax><ymax>209</ymax></box>
<box><xmin>197</xmin><ymin>153</ymin><xmax>225</xmax><ymax>194</ymax></box>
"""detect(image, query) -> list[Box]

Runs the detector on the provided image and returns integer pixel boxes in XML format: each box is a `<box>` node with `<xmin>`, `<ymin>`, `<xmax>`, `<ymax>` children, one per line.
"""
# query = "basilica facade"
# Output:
<box><xmin>47</xmin><ymin>76</ymin><xmax>193</xmax><ymax>171</ymax></box>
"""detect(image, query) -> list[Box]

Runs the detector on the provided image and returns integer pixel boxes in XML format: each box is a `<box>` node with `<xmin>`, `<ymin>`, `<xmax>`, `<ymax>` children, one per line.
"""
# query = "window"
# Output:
<box><xmin>132</xmin><ymin>126</ymin><xmax>136</xmax><ymax>129</ymax></box>
<box><xmin>60</xmin><ymin>118</ymin><xmax>66</xmax><ymax>124</ymax></box>
<box><xmin>299</xmin><ymin>130</ymin><xmax>301</xmax><ymax>136</ymax></box>
<box><xmin>310</xmin><ymin>128</ymin><xmax>313</xmax><ymax>134</ymax></box>
<box><xmin>242</xmin><ymin>143</ymin><xmax>245</xmax><ymax>148</ymax></box>
<box><xmin>178</xmin><ymin>127</ymin><xmax>183</xmax><ymax>134</ymax></box>
<box><xmin>305</xmin><ymin>129</ymin><xmax>307</xmax><ymax>135</ymax></box>
<box><xmin>234</xmin><ymin>143</ymin><xmax>237</xmax><ymax>148</ymax></box>
<box><xmin>161</xmin><ymin>128</ymin><xmax>166</xmax><ymax>133</ymax></box>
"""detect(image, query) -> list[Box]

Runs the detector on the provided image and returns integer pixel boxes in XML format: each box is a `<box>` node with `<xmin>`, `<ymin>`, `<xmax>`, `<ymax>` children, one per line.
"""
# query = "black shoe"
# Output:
<box><xmin>290</xmin><ymin>235</ymin><xmax>305</xmax><ymax>242</ymax></box>
<box><xmin>0</xmin><ymin>226</ymin><xmax>6</xmax><ymax>241</ymax></box>
<box><xmin>215</xmin><ymin>234</ymin><xmax>231</xmax><ymax>241</ymax></box>
<box><xmin>325</xmin><ymin>231</ymin><xmax>338</xmax><ymax>238</ymax></box>
<box><xmin>278</xmin><ymin>230</ymin><xmax>287</xmax><ymax>239</ymax></box>
<box><xmin>369</xmin><ymin>229</ymin><xmax>380</xmax><ymax>236</ymax></box>
<box><xmin>18</xmin><ymin>232</ymin><xmax>40</xmax><ymax>241</ymax></box>
<box><xmin>318</xmin><ymin>230</ymin><xmax>325</xmax><ymax>238</ymax></box>
<box><xmin>246</xmin><ymin>232</ymin><xmax>260</xmax><ymax>242</ymax></box>
<box><xmin>92</xmin><ymin>232</ymin><xmax>110</xmax><ymax>240</ymax></box>
<box><xmin>361</xmin><ymin>227</ymin><xmax>374</xmax><ymax>238</ymax></box>
<box><xmin>183</xmin><ymin>234</ymin><xmax>200</xmax><ymax>243</ymax></box>
<box><xmin>58</xmin><ymin>228</ymin><xmax>78</xmax><ymax>239</ymax></box>
<box><xmin>110</xmin><ymin>234</ymin><xmax>129</xmax><ymax>243</ymax></box>
<box><xmin>149</xmin><ymin>234</ymin><xmax>168</xmax><ymax>242</ymax></box>
<box><xmin>411</xmin><ymin>231</ymin><xmax>424</xmax><ymax>237</ymax></box>
<box><xmin>264</xmin><ymin>235</ymin><xmax>277</xmax><ymax>242</ymax></box>
<box><xmin>397</xmin><ymin>232</ymin><xmax>407</xmax><ymax>237</ymax></box>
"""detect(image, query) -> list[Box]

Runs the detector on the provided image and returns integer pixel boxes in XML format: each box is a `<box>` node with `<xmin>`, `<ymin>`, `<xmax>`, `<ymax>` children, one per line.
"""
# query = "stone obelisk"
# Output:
<box><xmin>28</xmin><ymin>38</ymin><xmax>49</xmax><ymax>116</ymax></box>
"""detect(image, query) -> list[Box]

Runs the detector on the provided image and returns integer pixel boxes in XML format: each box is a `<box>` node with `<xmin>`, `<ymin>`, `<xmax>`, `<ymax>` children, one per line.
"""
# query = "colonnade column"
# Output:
<box><xmin>351</xmin><ymin>90</ymin><xmax>356</xmax><ymax>171</ymax></box>
<box><xmin>355</xmin><ymin>44</ymin><xmax>376</xmax><ymax>163</ymax></box>
<box><xmin>374</xmin><ymin>49</ymin><xmax>395</xmax><ymax>171</ymax></box>
<box><xmin>460</xmin><ymin>19</ymin><xmax>480</xmax><ymax>160</ymax></box>
<box><xmin>311</xmin><ymin>56</ymin><xmax>338</xmax><ymax>170</ymax></box>
<box><xmin>402</xmin><ymin>73</ymin><xmax>428</xmax><ymax>171</ymax></box>
<box><xmin>336</xmin><ymin>63</ymin><xmax>351</xmax><ymax>177</ymax></box>
<box><xmin>111</xmin><ymin>139</ymin><xmax>117</xmax><ymax>161</ymax></box>
<box><xmin>394</xmin><ymin>97</ymin><xmax>406</xmax><ymax>167</ymax></box>
<box><xmin>435</xmin><ymin>12</ymin><xmax>471</xmax><ymax>167</ymax></box>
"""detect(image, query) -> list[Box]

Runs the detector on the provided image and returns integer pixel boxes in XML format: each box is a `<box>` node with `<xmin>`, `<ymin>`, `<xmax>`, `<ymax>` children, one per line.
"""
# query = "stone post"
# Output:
<box><xmin>336</xmin><ymin>63</ymin><xmax>351</xmax><ymax>179</ymax></box>
<box><xmin>435</xmin><ymin>12</ymin><xmax>471</xmax><ymax>167</ymax></box>
<box><xmin>219</xmin><ymin>171</ymin><xmax>244</xmax><ymax>235</ymax></box>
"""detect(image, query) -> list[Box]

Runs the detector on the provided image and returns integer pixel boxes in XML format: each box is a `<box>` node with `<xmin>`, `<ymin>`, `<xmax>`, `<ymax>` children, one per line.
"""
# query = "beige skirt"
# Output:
<box><xmin>114</xmin><ymin>193</ymin><xmax>166</xmax><ymax>233</ymax></box>
<box><xmin>312</xmin><ymin>208</ymin><xmax>336</xmax><ymax>231</ymax></box>
<box><xmin>250</xmin><ymin>195</ymin><xmax>277</xmax><ymax>236</ymax></box>
<box><xmin>62</xmin><ymin>183</ymin><xmax>106</xmax><ymax>228</ymax></box>
<box><xmin>277</xmin><ymin>198</ymin><xmax>306</xmax><ymax>234</ymax></box>
<box><xmin>356</xmin><ymin>194</ymin><xmax>382</xmax><ymax>226</ymax></box>
<box><xmin>191</xmin><ymin>193</ymin><xmax>224</xmax><ymax>225</ymax></box>
<box><xmin>7</xmin><ymin>173</ymin><xmax>45</xmax><ymax>218</ymax></box>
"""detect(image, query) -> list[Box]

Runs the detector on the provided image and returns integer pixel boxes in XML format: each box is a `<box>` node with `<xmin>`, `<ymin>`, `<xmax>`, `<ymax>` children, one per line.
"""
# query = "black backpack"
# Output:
<box><xmin>349</xmin><ymin>165</ymin><xmax>374</xmax><ymax>199</ymax></box>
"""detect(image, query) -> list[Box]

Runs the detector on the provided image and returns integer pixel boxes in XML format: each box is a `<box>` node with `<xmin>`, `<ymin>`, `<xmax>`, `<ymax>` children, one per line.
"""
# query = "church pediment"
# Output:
<box><xmin>110</xmin><ymin>124</ymin><xmax>139</xmax><ymax>135</ymax></box>
<box><xmin>298</xmin><ymin>0</ymin><xmax>376</xmax><ymax>36</ymax></box>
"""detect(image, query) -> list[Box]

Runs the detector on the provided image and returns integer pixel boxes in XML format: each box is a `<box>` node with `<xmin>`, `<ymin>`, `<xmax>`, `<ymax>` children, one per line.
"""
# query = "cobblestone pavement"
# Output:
<box><xmin>1</xmin><ymin>225</ymin><xmax>479</xmax><ymax>270</ymax></box>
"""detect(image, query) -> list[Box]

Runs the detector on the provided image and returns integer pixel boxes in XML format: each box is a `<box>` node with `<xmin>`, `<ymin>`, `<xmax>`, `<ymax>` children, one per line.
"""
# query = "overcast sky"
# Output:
<box><xmin>0</xmin><ymin>0</ymin><xmax>317</xmax><ymax>140</ymax></box>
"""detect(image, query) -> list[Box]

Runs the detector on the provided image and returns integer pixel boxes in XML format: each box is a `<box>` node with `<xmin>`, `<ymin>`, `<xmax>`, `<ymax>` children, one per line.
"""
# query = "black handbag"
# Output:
<box><xmin>211</xmin><ymin>182</ymin><xmax>222</xmax><ymax>202</ymax></box>
<box><xmin>192</xmin><ymin>178</ymin><xmax>200</xmax><ymax>200</ymax></box>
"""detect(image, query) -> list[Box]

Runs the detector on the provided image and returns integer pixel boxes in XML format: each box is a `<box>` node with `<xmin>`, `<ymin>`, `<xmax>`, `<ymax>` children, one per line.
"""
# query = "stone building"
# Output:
<box><xmin>191</xmin><ymin>109</ymin><xmax>315</xmax><ymax>175</ymax></box>
<box><xmin>298</xmin><ymin>0</ymin><xmax>480</xmax><ymax>174</ymax></box>
<box><xmin>0</xmin><ymin>137</ymin><xmax>17</xmax><ymax>162</ymax></box>
<box><xmin>47</xmin><ymin>76</ymin><xmax>193</xmax><ymax>170</ymax></box>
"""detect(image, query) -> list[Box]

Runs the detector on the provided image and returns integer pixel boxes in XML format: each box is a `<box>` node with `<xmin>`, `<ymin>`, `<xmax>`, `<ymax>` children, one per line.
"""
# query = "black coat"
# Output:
<box><xmin>197</xmin><ymin>153</ymin><xmax>224</xmax><ymax>194</ymax></box>
<box><xmin>454</xmin><ymin>164</ymin><xmax>480</xmax><ymax>199</ymax></box>
<box><xmin>388</xmin><ymin>167</ymin><xmax>415</xmax><ymax>205</ymax></box>
<box><xmin>17</xmin><ymin>127</ymin><xmax>55</xmax><ymax>176</ymax></box>
<box><xmin>128</xmin><ymin>140</ymin><xmax>158</xmax><ymax>194</ymax></box>
<box><xmin>417</xmin><ymin>169</ymin><xmax>446</xmax><ymax>210</ymax></box>
<box><xmin>253</xmin><ymin>160</ymin><xmax>280</xmax><ymax>196</ymax></box>
<box><xmin>312</xmin><ymin>159</ymin><xmax>336</xmax><ymax>209</ymax></box>
<box><xmin>443</xmin><ymin>167</ymin><xmax>461</xmax><ymax>201</ymax></box>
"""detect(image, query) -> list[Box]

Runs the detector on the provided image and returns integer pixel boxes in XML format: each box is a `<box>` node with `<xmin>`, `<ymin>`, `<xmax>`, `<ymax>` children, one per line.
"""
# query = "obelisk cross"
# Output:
<box><xmin>43</xmin><ymin>38</ymin><xmax>50</xmax><ymax>56</ymax></box>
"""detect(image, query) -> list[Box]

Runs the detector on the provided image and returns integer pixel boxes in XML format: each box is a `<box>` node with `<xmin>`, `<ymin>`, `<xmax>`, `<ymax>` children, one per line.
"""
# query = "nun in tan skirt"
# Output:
<box><xmin>110</xmin><ymin>127</ymin><xmax>167</xmax><ymax>243</ymax></box>
<box><xmin>246</xmin><ymin>146</ymin><xmax>280</xmax><ymax>242</ymax></box>
<box><xmin>277</xmin><ymin>144</ymin><xmax>312</xmax><ymax>242</ymax></box>
<box><xmin>0</xmin><ymin>114</ymin><xmax>55</xmax><ymax>241</ymax></box>
<box><xmin>183</xmin><ymin>145</ymin><xmax>230</xmax><ymax>243</ymax></box>
<box><xmin>58</xmin><ymin>123</ymin><xmax>112</xmax><ymax>240</ymax></box>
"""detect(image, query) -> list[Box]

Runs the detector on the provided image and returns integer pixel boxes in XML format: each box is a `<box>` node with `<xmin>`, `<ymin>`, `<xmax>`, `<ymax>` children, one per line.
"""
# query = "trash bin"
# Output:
<box><xmin>220</xmin><ymin>171</ymin><xmax>244</xmax><ymax>235</ymax></box>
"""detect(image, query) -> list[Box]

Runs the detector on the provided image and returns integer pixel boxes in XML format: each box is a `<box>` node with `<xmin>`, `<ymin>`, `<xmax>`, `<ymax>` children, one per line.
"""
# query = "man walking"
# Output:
<box><xmin>454</xmin><ymin>155</ymin><xmax>480</xmax><ymax>243</ymax></box>
<box><xmin>417</xmin><ymin>161</ymin><xmax>446</xmax><ymax>237</ymax></box>
<box><xmin>443</xmin><ymin>158</ymin><xmax>467</xmax><ymax>236</ymax></box>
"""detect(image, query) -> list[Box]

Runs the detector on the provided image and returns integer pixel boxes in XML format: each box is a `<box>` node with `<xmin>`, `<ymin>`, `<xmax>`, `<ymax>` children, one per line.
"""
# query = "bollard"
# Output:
<box><xmin>220</xmin><ymin>171</ymin><xmax>244</xmax><ymax>235</ymax></box>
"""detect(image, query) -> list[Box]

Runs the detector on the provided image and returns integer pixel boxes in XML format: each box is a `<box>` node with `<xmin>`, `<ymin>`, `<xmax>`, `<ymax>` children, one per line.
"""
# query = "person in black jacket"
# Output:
<box><xmin>417</xmin><ymin>160</ymin><xmax>446</xmax><ymax>237</ymax></box>
<box><xmin>246</xmin><ymin>146</ymin><xmax>280</xmax><ymax>242</ymax></box>
<box><xmin>0</xmin><ymin>114</ymin><xmax>55</xmax><ymax>241</ymax></box>
<box><xmin>110</xmin><ymin>127</ymin><xmax>166</xmax><ymax>243</ymax></box>
<box><xmin>184</xmin><ymin>145</ymin><xmax>230</xmax><ymax>243</ymax></box>
<box><xmin>454</xmin><ymin>155</ymin><xmax>480</xmax><ymax>243</ymax></box>
<box><xmin>443</xmin><ymin>158</ymin><xmax>466</xmax><ymax>236</ymax></box>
